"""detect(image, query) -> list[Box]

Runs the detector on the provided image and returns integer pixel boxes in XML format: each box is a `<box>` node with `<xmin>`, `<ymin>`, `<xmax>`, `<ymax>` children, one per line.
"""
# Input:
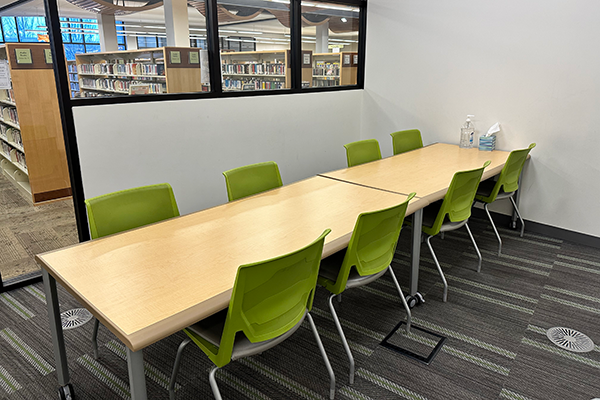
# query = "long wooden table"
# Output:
<box><xmin>37</xmin><ymin>176</ymin><xmax>424</xmax><ymax>399</ymax></box>
<box><xmin>319</xmin><ymin>143</ymin><xmax>514</xmax><ymax>296</ymax></box>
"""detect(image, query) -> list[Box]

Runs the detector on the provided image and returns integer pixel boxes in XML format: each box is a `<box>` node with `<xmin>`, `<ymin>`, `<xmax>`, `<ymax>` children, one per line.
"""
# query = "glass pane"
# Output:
<box><xmin>64</xmin><ymin>43</ymin><xmax>85</xmax><ymax>61</ymax></box>
<box><xmin>17</xmin><ymin>17</ymin><xmax>47</xmax><ymax>43</ymax></box>
<box><xmin>84</xmin><ymin>44</ymin><xmax>100</xmax><ymax>53</ymax></box>
<box><xmin>301</xmin><ymin>1</ymin><xmax>360</xmax><ymax>88</ymax></box>
<box><xmin>218</xmin><ymin>0</ymin><xmax>290</xmax><ymax>92</ymax></box>
<box><xmin>69</xmin><ymin>19</ymin><xmax>83</xmax><ymax>43</ymax></box>
<box><xmin>137</xmin><ymin>36</ymin><xmax>158</xmax><ymax>49</ymax></box>
<box><xmin>118</xmin><ymin>44</ymin><xmax>126</xmax><ymax>51</ymax></box>
<box><xmin>0</xmin><ymin>20</ymin><xmax>4</xmax><ymax>42</ymax></box>
<box><xmin>60</xmin><ymin>19</ymin><xmax>71</xmax><ymax>43</ymax></box>
<box><xmin>116</xmin><ymin>21</ymin><xmax>125</xmax><ymax>45</ymax></box>
<box><xmin>2</xmin><ymin>17</ymin><xmax>19</xmax><ymax>42</ymax></box>
<box><xmin>82</xmin><ymin>19</ymin><xmax>99</xmax><ymax>44</ymax></box>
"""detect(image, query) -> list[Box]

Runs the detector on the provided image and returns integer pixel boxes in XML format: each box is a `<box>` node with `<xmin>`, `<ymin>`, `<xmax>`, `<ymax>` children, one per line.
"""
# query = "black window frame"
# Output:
<box><xmin>44</xmin><ymin>0</ymin><xmax>366</xmax><ymax>107</ymax></box>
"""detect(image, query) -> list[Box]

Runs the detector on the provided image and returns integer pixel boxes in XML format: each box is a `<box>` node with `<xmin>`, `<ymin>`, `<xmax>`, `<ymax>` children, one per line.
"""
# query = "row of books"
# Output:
<box><xmin>1</xmin><ymin>106</ymin><xmax>19</xmax><ymax>125</ymax></box>
<box><xmin>222</xmin><ymin>62</ymin><xmax>286</xmax><ymax>76</ymax></box>
<box><xmin>11</xmin><ymin>147</ymin><xmax>27</xmax><ymax>170</ymax></box>
<box><xmin>1</xmin><ymin>143</ymin><xmax>26</xmax><ymax>169</ymax></box>
<box><xmin>67</xmin><ymin>64</ymin><xmax>78</xmax><ymax>73</ymax></box>
<box><xmin>81</xmin><ymin>78</ymin><xmax>165</xmax><ymax>94</ymax></box>
<box><xmin>78</xmin><ymin>62</ymin><xmax>165</xmax><ymax>77</ymax></box>
<box><xmin>223</xmin><ymin>78</ymin><xmax>285</xmax><ymax>91</ymax></box>
<box><xmin>69</xmin><ymin>73</ymin><xmax>78</xmax><ymax>82</ymax></box>
<box><xmin>313</xmin><ymin>79</ymin><xmax>340</xmax><ymax>87</ymax></box>
<box><xmin>313</xmin><ymin>61</ymin><xmax>340</xmax><ymax>77</ymax></box>
<box><xmin>71</xmin><ymin>82</ymin><xmax>80</xmax><ymax>91</ymax></box>
<box><xmin>0</xmin><ymin>125</ymin><xmax>22</xmax><ymax>149</ymax></box>
<box><xmin>0</xmin><ymin>89</ymin><xmax>15</xmax><ymax>103</ymax></box>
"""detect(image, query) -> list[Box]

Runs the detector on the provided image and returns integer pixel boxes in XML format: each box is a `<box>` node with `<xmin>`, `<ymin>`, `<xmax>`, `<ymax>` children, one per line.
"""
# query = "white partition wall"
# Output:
<box><xmin>73</xmin><ymin>91</ymin><xmax>361</xmax><ymax>215</ymax></box>
<box><xmin>362</xmin><ymin>0</ymin><xmax>600</xmax><ymax>237</ymax></box>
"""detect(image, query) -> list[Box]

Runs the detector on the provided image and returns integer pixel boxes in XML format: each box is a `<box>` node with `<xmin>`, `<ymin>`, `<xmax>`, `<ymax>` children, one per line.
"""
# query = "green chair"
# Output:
<box><xmin>422</xmin><ymin>161</ymin><xmax>490</xmax><ymax>302</ymax></box>
<box><xmin>474</xmin><ymin>143</ymin><xmax>536</xmax><ymax>255</ymax></box>
<box><xmin>317</xmin><ymin>193</ymin><xmax>416</xmax><ymax>384</ymax></box>
<box><xmin>344</xmin><ymin>139</ymin><xmax>382</xmax><ymax>167</ymax></box>
<box><xmin>223</xmin><ymin>161</ymin><xmax>283</xmax><ymax>202</ymax></box>
<box><xmin>85</xmin><ymin>183</ymin><xmax>180</xmax><ymax>359</ymax></box>
<box><xmin>390</xmin><ymin>129</ymin><xmax>423</xmax><ymax>155</ymax></box>
<box><xmin>168</xmin><ymin>230</ymin><xmax>335</xmax><ymax>400</ymax></box>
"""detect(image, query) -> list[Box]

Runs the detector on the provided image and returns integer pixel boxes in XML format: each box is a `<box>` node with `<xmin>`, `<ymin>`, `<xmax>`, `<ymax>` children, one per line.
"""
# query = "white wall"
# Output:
<box><xmin>73</xmin><ymin>91</ymin><xmax>361</xmax><ymax>215</ymax></box>
<box><xmin>363</xmin><ymin>0</ymin><xmax>600</xmax><ymax>237</ymax></box>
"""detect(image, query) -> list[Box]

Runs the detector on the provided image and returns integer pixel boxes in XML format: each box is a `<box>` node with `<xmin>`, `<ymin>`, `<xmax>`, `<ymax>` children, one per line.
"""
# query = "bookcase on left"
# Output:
<box><xmin>0</xmin><ymin>43</ymin><xmax>71</xmax><ymax>204</ymax></box>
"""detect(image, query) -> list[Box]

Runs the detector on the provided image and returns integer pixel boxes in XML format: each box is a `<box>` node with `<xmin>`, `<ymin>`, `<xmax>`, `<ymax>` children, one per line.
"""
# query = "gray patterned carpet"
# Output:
<box><xmin>0</xmin><ymin>174</ymin><xmax>77</xmax><ymax>281</ymax></box>
<box><xmin>1</xmin><ymin>216</ymin><xmax>600</xmax><ymax>399</ymax></box>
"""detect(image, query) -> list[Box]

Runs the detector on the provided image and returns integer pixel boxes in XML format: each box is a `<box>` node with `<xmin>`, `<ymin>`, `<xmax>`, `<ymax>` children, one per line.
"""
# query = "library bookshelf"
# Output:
<box><xmin>0</xmin><ymin>43</ymin><xmax>71</xmax><ymax>204</ymax></box>
<box><xmin>75</xmin><ymin>47</ymin><xmax>203</xmax><ymax>97</ymax></box>
<box><xmin>312</xmin><ymin>52</ymin><xmax>358</xmax><ymax>87</ymax></box>
<box><xmin>67</xmin><ymin>60</ymin><xmax>79</xmax><ymax>97</ymax></box>
<box><xmin>220</xmin><ymin>50</ymin><xmax>313</xmax><ymax>91</ymax></box>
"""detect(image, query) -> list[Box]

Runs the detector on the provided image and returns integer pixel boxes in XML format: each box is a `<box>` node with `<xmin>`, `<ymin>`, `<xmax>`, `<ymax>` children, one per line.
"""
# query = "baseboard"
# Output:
<box><xmin>0</xmin><ymin>271</ymin><xmax>42</xmax><ymax>293</ymax></box>
<box><xmin>471</xmin><ymin>208</ymin><xmax>600</xmax><ymax>249</ymax></box>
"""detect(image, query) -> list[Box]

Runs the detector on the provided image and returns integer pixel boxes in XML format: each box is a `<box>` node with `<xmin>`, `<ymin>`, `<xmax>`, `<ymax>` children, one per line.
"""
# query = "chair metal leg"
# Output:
<box><xmin>328</xmin><ymin>294</ymin><xmax>355</xmax><ymax>384</ymax></box>
<box><xmin>387</xmin><ymin>266</ymin><xmax>411</xmax><ymax>333</ymax></box>
<box><xmin>426</xmin><ymin>235</ymin><xmax>448</xmax><ymax>302</ymax></box>
<box><xmin>509</xmin><ymin>196</ymin><xmax>525</xmax><ymax>238</ymax></box>
<box><xmin>484</xmin><ymin>203</ymin><xmax>502</xmax><ymax>256</ymax></box>
<box><xmin>209</xmin><ymin>365</ymin><xmax>223</xmax><ymax>400</ymax></box>
<box><xmin>464</xmin><ymin>223</ymin><xmax>482</xmax><ymax>273</ymax></box>
<box><xmin>92</xmin><ymin>318</ymin><xmax>100</xmax><ymax>359</ymax></box>
<box><xmin>307</xmin><ymin>313</ymin><xmax>336</xmax><ymax>400</ymax></box>
<box><xmin>168</xmin><ymin>338</ymin><xmax>191</xmax><ymax>400</ymax></box>
<box><xmin>337</xmin><ymin>294</ymin><xmax>342</xmax><ymax>303</ymax></box>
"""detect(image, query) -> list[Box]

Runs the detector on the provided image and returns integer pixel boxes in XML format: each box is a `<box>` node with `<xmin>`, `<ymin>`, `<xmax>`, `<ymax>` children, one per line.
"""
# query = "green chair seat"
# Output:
<box><xmin>390</xmin><ymin>129</ymin><xmax>423</xmax><ymax>155</ymax></box>
<box><xmin>223</xmin><ymin>161</ymin><xmax>283</xmax><ymax>202</ymax></box>
<box><xmin>344</xmin><ymin>139</ymin><xmax>382</xmax><ymax>167</ymax></box>
<box><xmin>168</xmin><ymin>229</ymin><xmax>336</xmax><ymax>400</ymax></box>
<box><xmin>474</xmin><ymin>143</ymin><xmax>536</xmax><ymax>255</ymax></box>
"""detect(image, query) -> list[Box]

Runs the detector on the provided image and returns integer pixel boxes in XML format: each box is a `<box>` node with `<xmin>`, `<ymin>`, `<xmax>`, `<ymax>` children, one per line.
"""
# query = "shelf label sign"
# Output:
<box><xmin>303</xmin><ymin>53</ymin><xmax>311</xmax><ymax>65</ymax></box>
<box><xmin>0</xmin><ymin>62</ymin><xmax>10</xmax><ymax>89</ymax></box>
<box><xmin>15</xmin><ymin>49</ymin><xmax>33</xmax><ymax>65</ymax></box>
<box><xmin>44</xmin><ymin>49</ymin><xmax>53</xmax><ymax>64</ymax></box>
<box><xmin>189</xmin><ymin>51</ymin><xmax>200</xmax><ymax>64</ymax></box>
<box><xmin>170</xmin><ymin>51</ymin><xmax>181</xmax><ymax>64</ymax></box>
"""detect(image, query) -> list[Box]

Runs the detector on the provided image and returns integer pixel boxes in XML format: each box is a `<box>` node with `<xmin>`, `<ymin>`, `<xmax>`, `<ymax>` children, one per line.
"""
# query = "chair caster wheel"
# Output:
<box><xmin>510</xmin><ymin>221</ymin><xmax>517</xmax><ymax>229</ymax></box>
<box><xmin>406</xmin><ymin>293</ymin><xmax>425</xmax><ymax>309</ymax></box>
<box><xmin>59</xmin><ymin>383</ymin><xmax>74</xmax><ymax>400</ymax></box>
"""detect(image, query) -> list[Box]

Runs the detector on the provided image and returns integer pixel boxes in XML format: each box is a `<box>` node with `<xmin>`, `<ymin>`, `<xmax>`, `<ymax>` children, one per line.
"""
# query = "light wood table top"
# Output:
<box><xmin>319</xmin><ymin>143</ymin><xmax>512</xmax><ymax>203</ymax></box>
<box><xmin>36</xmin><ymin>176</ymin><xmax>426</xmax><ymax>352</ymax></box>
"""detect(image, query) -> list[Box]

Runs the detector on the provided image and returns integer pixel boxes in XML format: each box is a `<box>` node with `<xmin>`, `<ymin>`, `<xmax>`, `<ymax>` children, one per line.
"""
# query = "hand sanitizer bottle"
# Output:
<box><xmin>460</xmin><ymin>115</ymin><xmax>475</xmax><ymax>148</ymax></box>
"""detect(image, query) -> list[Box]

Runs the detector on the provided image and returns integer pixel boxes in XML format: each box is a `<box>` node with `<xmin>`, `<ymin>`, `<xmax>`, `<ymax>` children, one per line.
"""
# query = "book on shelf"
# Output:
<box><xmin>1</xmin><ymin>105</ymin><xmax>19</xmax><ymax>125</ymax></box>
<box><xmin>313</xmin><ymin>61</ymin><xmax>340</xmax><ymax>77</ymax></box>
<box><xmin>78</xmin><ymin>62</ymin><xmax>165</xmax><ymax>77</ymax></box>
<box><xmin>221</xmin><ymin>61</ymin><xmax>285</xmax><ymax>76</ymax></box>
<box><xmin>223</xmin><ymin>77</ymin><xmax>285</xmax><ymax>91</ymax></box>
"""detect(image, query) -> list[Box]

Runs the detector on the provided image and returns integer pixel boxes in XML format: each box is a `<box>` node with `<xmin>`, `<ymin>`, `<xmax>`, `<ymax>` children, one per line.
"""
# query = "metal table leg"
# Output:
<box><xmin>42</xmin><ymin>269</ymin><xmax>73</xmax><ymax>398</ymax></box>
<box><xmin>127</xmin><ymin>347</ymin><xmax>148</xmax><ymax>399</ymax></box>
<box><xmin>410</xmin><ymin>209</ymin><xmax>423</xmax><ymax>296</ymax></box>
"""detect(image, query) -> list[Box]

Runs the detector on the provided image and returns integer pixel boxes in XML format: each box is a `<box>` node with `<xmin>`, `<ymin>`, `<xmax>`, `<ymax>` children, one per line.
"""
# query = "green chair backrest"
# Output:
<box><xmin>344</xmin><ymin>139</ymin><xmax>382</xmax><ymax>167</ymax></box>
<box><xmin>424</xmin><ymin>161</ymin><xmax>490</xmax><ymax>236</ymax></box>
<box><xmin>486</xmin><ymin>143</ymin><xmax>536</xmax><ymax>201</ymax></box>
<box><xmin>196</xmin><ymin>229</ymin><xmax>331</xmax><ymax>367</ymax></box>
<box><xmin>391</xmin><ymin>129</ymin><xmax>423</xmax><ymax>155</ymax></box>
<box><xmin>223</xmin><ymin>161</ymin><xmax>283</xmax><ymax>202</ymax></box>
<box><xmin>320</xmin><ymin>193</ymin><xmax>416</xmax><ymax>295</ymax></box>
<box><xmin>85</xmin><ymin>183</ymin><xmax>180</xmax><ymax>239</ymax></box>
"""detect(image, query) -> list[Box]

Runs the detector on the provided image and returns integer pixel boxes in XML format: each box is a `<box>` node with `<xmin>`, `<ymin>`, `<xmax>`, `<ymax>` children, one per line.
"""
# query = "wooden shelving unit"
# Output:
<box><xmin>67</xmin><ymin>60</ymin><xmax>79</xmax><ymax>97</ymax></box>
<box><xmin>0</xmin><ymin>43</ymin><xmax>71</xmax><ymax>204</ymax></box>
<box><xmin>76</xmin><ymin>47</ymin><xmax>203</xmax><ymax>97</ymax></box>
<box><xmin>312</xmin><ymin>52</ymin><xmax>358</xmax><ymax>87</ymax></box>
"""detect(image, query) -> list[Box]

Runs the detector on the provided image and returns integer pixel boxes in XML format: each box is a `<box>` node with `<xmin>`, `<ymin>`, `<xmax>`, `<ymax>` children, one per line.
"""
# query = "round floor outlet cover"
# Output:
<box><xmin>546</xmin><ymin>327</ymin><xmax>595</xmax><ymax>353</ymax></box>
<box><xmin>61</xmin><ymin>308</ymin><xmax>93</xmax><ymax>330</ymax></box>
